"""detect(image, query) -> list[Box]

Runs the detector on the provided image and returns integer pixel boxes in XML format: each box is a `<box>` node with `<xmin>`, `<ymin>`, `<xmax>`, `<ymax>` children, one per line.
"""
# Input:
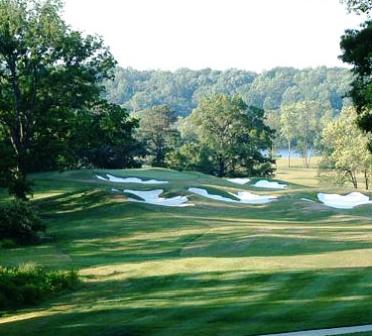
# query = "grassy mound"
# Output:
<box><xmin>0</xmin><ymin>160</ymin><xmax>371</xmax><ymax>335</ymax></box>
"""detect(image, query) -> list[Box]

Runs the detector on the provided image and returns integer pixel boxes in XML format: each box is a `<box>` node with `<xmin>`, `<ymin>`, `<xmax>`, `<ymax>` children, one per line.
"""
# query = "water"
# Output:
<box><xmin>262</xmin><ymin>148</ymin><xmax>314</xmax><ymax>159</ymax></box>
<box><xmin>275</xmin><ymin>148</ymin><xmax>302</xmax><ymax>159</ymax></box>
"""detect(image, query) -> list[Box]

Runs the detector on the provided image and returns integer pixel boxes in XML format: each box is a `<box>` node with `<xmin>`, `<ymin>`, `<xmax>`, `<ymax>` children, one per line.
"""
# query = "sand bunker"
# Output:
<box><xmin>188</xmin><ymin>188</ymin><xmax>238</xmax><ymax>203</ymax></box>
<box><xmin>188</xmin><ymin>188</ymin><xmax>276</xmax><ymax>204</ymax></box>
<box><xmin>96</xmin><ymin>174</ymin><xmax>168</xmax><ymax>184</ymax></box>
<box><xmin>124</xmin><ymin>189</ymin><xmax>192</xmax><ymax>207</ymax></box>
<box><xmin>235</xmin><ymin>191</ymin><xmax>277</xmax><ymax>204</ymax></box>
<box><xmin>317</xmin><ymin>192</ymin><xmax>372</xmax><ymax>209</ymax></box>
<box><xmin>253</xmin><ymin>180</ymin><xmax>287</xmax><ymax>189</ymax></box>
<box><xmin>226</xmin><ymin>178</ymin><xmax>250</xmax><ymax>185</ymax></box>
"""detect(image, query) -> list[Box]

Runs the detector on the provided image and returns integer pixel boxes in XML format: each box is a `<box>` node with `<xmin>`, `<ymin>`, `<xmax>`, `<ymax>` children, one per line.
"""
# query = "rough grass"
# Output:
<box><xmin>0</xmin><ymin>264</ymin><xmax>79</xmax><ymax>311</ymax></box>
<box><xmin>0</xmin><ymin>159</ymin><xmax>371</xmax><ymax>336</ymax></box>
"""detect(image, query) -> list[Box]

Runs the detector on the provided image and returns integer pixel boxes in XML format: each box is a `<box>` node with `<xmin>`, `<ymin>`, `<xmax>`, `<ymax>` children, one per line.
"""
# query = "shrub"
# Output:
<box><xmin>0</xmin><ymin>200</ymin><xmax>45</xmax><ymax>244</ymax></box>
<box><xmin>0</xmin><ymin>239</ymin><xmax>17</xmax><ymax>249</ymax></box>
<box><xmin>0</xmin><ymin>264</ymin><xmax>79</xmax><ymax>311</ymax></box>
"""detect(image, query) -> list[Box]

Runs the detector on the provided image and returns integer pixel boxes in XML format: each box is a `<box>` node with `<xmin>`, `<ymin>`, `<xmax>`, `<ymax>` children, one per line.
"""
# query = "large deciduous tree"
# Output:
<box><xmin>185</xmin><ymin>94</ymin><xmax>274</xmax><ymax>177</ymax></box>
<box><xmin>340</xmin><ymin>0</ymin><xmax>372</xmax><ymax>15</ymax></box>
<box><xmin>340</xmin><ymin>20</ymin><xmax>372</xmax><ymax>149</ymax></box>
<box><xmin>322</xmin><ymin>107</ymin><xmax>371</xmax><ymax>189</ymax></box>
<box><xmin>73</xmin><ymin>102</ymin><xmax>142</xmax><ymax>169</ymax></box>
<box><xmin>0</xmin><ymin>0</ymin><xmax>116</xmax><ymax>198</ymax></box>
<box><xmin>135</xmin><ymin>105</ymin><xmax>179</xmax><ymax>167</ymax></box>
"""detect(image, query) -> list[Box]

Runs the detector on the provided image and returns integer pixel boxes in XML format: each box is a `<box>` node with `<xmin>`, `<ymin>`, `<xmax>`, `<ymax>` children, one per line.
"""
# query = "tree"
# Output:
<box><xmin>0</xmin><ymin>0</ymin><xmax>116</xmax><ymax>198</ymax></box>
<box><xmin>165</xmin><ymin>143</ymin><xmax>217</xmax><ymax>175</ymax></box>
<box><xmin>135</xmin><ymin>105</ymin><xmax>179</xmax><ymax>167</ymax></box>
<box><xmin>340</xmin><ymin>0</ymin><xmax>372</xmax><ymax>15</ymax></box>
<box><xmin>279</xmin><ymin>101</ymin><xmax>332</xmax><ymax>168</ymax></box>
<box><xmin>104</xmin><ymin>66</ymin><xmax>352</xmax><ymax>121</ymax></box>
<box><xmin>185</xmin><ymin>94</ymin><xmax>274</xmax><ymax>177</ymax></box>
<box><xmin>264</xmin><ymin>110</ymin><xmax>283</xmax><ymax>155</ymax></box>
<box><xmin>280</xmin><ymin>105</ymin><xmax>297</xmax><ymax>167</ymax></box>
<box><xmin>74</xmin><ymin>102</ymin><xmax>142</xmax><ymax>169</ymax></box>
<box><xmin>322</xmin><ymin>107</ymin><xmax>372</xmax><ymax>189</ymax></box>
<box><xmin>340</xmin><ymin>20</ymin><xmax>372</xmax><ymax>150</ymax></box>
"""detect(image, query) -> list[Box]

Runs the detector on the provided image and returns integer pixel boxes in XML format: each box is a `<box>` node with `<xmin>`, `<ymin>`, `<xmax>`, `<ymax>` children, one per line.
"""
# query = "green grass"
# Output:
<box><xmin>0</xmin><ymin>159</ymin><xmax>371</xmax><ymax>336</ymax></box>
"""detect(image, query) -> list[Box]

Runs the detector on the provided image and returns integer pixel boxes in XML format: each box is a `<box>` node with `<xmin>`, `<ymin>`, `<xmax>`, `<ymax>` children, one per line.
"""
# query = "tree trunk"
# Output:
<box><xmin>303</xmin><ymin>147</ymin><xmax>307</xmax><ymax>168</ymax></box>
<box><xmin>288</xmin><ymin>140</ymin><xmax>291</xmax><ymax>168</ymax></box>
<box><xmin>218</xmin><ymin>157</ymin><xmax>225</xmax><ymax>177</ymax></box>
<box><xmin>308</xmin><ymin>148</ymin><xmax>312</xmax><ymax>168</ymax></box>
<box><xmin>348</xmin><ymin>170</ymin><xmax>358</xmax><ymax>189</ymax></box>
<box><xmin>6</xmin><ymin>57</ymin><xmax>30</xmax><ymax>199</ymax></box>
<box><xmin>365</xmin><ymin>169</ymin><xmax>369</xmax><ymax>190</ymax></box>
<box><xmin>231</xmin><ymin>159</ymin><xmax>236</xmax><ymax>176</ymax></box>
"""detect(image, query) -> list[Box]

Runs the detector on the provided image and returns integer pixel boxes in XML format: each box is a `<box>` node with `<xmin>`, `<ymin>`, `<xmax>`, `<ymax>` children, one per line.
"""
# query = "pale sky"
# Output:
<box><xmin>62</xmin><ymin>0</ymin><xmax>365</xmax><ymax>72</ymax></box>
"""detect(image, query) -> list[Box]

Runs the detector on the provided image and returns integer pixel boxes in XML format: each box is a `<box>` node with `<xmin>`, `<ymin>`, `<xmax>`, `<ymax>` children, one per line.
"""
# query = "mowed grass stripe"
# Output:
<box><xmin>0</xmin><ymin>161</ymin><xmax>371</xmax><ymax>335</ymax></box>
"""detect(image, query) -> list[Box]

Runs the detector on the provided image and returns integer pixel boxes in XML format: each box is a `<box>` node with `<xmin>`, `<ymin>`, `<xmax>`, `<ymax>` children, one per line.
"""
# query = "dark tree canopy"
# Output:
<box><xmin>73</xmin><ymin>102</ymin><xmax>141</xmax><ymax>169</ymax></box>
<box><xmin>135</xmin><ymin>105</ymin><xmax>178</xmax><ymax>167</ymax></box>
<box><xmin>179</xmin><ymin>94</ymin><xmax>275</xmax><ymax>177</ymax></box>
<box><xmin>0</xmin><ymin>0</ymin><xmax>138</xmax><ymax>198</ymax></box>
<box><xmin>340</xmin><ymin>20</ymin><xmax>372</xmax><ymax>143</ymax></box>
<box><xmin>340</xmin><ymin>0</ymin><xmax>372</xmax><ymax>15</ymax></box>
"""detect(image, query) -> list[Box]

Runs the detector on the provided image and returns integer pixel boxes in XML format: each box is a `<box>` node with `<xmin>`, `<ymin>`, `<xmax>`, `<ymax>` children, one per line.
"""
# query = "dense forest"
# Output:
<box><xmin>104</xmin><ymin>66</ymin><xmax>353</xmax><ymax>117</ymax></box>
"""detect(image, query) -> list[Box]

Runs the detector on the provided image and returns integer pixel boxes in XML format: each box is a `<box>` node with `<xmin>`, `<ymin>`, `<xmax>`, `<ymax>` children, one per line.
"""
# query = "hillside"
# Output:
<box><xmin>105</xmin><ymin>66</ymin><xmax>353</xmax><ymax>116</ymax></box>
<box><xmin>0</xmin><ymin>159</ymin><xmax>371</xmax><ymax>336</ymax></box>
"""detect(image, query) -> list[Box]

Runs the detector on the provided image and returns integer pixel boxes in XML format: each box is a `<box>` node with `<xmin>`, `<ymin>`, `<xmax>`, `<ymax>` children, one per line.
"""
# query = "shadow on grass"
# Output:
<box><xmin>21</xmin><ymin>190</ymin><xmax>372</xmax><ymax>268</ymax></box>
<box><xmin>1</xmin><ymin>268</ymin><xmax>372</xmax><ymax>336</ymax></box>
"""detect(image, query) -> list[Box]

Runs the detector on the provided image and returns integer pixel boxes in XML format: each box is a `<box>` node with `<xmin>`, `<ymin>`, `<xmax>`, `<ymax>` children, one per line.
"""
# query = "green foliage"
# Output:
<box><xmin>74</xmin><ymin>102</ymin><xmax>142</xmax><ymax>169</ymax></box>
<box><xmin>340</xmin><ymin>0</ymin><xmax>372</xmax><ymax>14</ymax></box>
<box><xmin>105</xmin><ymin>67</ymin><xmax>352</xmax><ymax>156</ymax></box>
<box><xmin>135</xmin><ymin>105</ymin><xmax>179</xmax><ymax>166</ymax></box>
<box><xmin>322</xmin><ymin>106</ymin><xmax>372</xmax><ymax>189</ymax></box>
<box><xmin>0</xmin><ymin>200</ymin><xmax>44</xmax><ymax>244</ymax></box>
<box><xmin>340</xmin><ymin>20</ymin><xmax>372</xmax><ymax>146</ymax></box>
<box><xmin>0</xmin><ymin>239</ymin><xmax>17</xmax><ymax>249</ymax></box>
<box><xmin>280</xmin><ymin>101</ymin><xmax>332</xmax><ymax>167</ymax></box>
<box><xmin>0</xmin><ymin>264</ymin><xmax>78</xmax><ymax>311</ymax></box>
<box><xmin>0</xmin><ymin>0</ymin><xmax>116</xmax><ymax>198</ymax></box>
<box><xmin>178</xmin><ymin>94</ymin><xmax>275</xmax><ymax>177</ymax></box>
<box><xmin>105</xmin><ymin>66</ymin><xmax>352</xmax><ymax>118</ymax></box>
<box><xmin>165</xmin><ymin>143</ymin><xmax>217</xmax><ymax>175</ymax></box>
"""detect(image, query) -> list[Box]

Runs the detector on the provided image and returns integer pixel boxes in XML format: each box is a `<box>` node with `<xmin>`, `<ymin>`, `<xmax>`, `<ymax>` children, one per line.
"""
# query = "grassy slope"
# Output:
<box><xmin>0</xmin><ymin>159</ymin><xmax>371</xmax><ymax>336</ymax></box>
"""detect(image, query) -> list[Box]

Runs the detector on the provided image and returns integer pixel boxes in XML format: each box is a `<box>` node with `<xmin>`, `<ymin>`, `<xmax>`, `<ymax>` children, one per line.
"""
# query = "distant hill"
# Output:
<box><xmin>104</xmin><ymin>66</ymin><xmax>353</xmax><ymax>116</ymax></box>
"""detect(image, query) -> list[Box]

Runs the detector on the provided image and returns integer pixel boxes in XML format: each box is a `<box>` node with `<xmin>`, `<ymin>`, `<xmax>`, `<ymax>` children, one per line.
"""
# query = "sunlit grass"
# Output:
<box><xmin>0</xmin><ymin>163</ymin><xmax>371</xmax><ymax>335</ymax></box>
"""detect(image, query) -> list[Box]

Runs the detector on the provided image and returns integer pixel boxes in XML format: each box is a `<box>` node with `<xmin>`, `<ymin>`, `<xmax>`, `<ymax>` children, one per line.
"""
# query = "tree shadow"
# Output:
<box><xmin>1</xmin><ymin>267</ymin><xmax>372</xmax><ymax>336</ymax></box>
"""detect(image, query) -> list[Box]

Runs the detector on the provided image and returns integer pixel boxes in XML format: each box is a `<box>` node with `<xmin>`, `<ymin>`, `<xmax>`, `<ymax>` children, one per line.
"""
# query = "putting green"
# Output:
<box><xmin>0</xmin><ymin>160</ymin><xmax>371</xmax><ymax>336</ymax></box>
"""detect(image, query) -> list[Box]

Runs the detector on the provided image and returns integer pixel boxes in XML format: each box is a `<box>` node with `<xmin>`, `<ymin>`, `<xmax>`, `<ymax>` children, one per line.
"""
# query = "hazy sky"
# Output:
<box><xmin>62</xmin><ymin>0</ymin><xmax>365</xmax><ymax>72</ymax></box>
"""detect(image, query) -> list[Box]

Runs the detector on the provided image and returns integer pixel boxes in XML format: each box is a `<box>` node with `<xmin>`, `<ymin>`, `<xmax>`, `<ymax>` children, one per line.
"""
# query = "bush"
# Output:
<box><xmin>0</xmin><ymin>239</ymin><xmax>17</xmax><ymax>249</ymax></box>
<box><xmin>0</xmin><ymin>200</ymin><xmax>45</xmax><ymax>244</ymax></box>
<box><xmin>0</xmin><ymin>264</ymin><xmax>79</xmax><ymax>311</ymax></box>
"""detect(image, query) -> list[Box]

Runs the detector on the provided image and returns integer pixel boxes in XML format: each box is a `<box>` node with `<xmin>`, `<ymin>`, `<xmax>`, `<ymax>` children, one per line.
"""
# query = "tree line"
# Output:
<box><xmin>0</xmin><ymin>0</ymin><xmax>371</xmax><ymax>201</ymax></box>
<box><xmin>105</xmin><ymin>66</ymin><xmax>353</xmax><ymax>118</ymax></box>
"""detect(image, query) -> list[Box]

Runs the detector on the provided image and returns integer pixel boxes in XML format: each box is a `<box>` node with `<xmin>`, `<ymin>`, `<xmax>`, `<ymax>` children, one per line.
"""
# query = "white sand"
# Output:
<box><xmin>317</xmin><ymin>192</ymin><xmax>372</xmax><ymax>209</ymax></box>
<box><xmin>124</xmin><ymin>189</ymin><xmax>192</xmax><ymax>207</ymax></box>
<box><xmin>188</xmin><ymin>188</ymin><xmax>277</xmax><ymax>204</ymax></box>
<box><xmin>188</xmin><ymin>188</ymin><xmax>238</xmax><ymax>203</ymax></box>
<box><xmin>235</xmin><ymin>191</ymin><xmax>277</xmax><ymax>204</ymax></box>
<box><xmin>300</xmin><ymin>198</ymin><xmax>315</xmax><ymax>202</ymax></box>
<box><xmin>253</xmin><ymin>180</ymin><xmax>287</xmax><ymax>189</ymax></box>
<box><xmin>226</xmin><ymin>178</ymin><xmax>251</xmax><ymax>185</ymax></box>
<box><xmin>96</xmin><ymin>174</ymin><xmax>168</xmax><ymax>184</ymax></box>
